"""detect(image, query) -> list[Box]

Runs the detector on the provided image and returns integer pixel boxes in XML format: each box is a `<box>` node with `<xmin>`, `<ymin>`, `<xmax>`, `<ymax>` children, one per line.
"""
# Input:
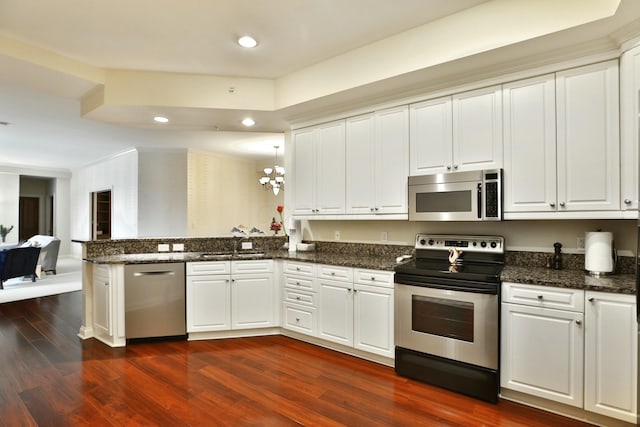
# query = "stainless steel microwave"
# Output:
<box><xmin>408</xmin><ymin>169</ymin><xmax>502</xmax><ymax>221</ymax></box>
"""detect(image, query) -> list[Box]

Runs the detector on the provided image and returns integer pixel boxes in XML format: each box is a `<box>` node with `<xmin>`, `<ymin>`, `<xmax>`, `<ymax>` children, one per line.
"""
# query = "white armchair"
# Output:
<box><xmin>25</xmin><ymin>235</ymin><xmax>61</xmax><ymax>274</ymax></box>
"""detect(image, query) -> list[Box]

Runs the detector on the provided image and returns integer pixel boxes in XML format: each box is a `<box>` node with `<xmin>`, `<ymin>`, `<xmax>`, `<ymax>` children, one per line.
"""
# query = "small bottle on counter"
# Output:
<box><xmin>545</xmin><ymin>255</ymin><xmax>552</xmax><ymax>269</ymax></box>
<box><xmin>552</xmin><ymin>242</ymin><xmax>562</xmax><ymax>270</ymax></box>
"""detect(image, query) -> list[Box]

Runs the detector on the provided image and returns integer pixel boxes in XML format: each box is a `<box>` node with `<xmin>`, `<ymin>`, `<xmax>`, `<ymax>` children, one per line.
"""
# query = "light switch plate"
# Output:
<box><xmin>173</xmin><ymin>243</ymin><xmax>184</xmax><ymax>252</ymax></box>
<box><xmin>158</xmin><ymin>244</ymin><xmax>170</xmax><ymax>252</ymax></box>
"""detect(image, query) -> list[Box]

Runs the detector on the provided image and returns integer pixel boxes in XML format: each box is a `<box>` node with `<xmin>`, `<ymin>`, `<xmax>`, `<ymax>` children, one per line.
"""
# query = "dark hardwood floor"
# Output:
<box><xmin>0</xmin><ymin>291</ymin><xmax>596</xmax><ymax>427</ymax></box>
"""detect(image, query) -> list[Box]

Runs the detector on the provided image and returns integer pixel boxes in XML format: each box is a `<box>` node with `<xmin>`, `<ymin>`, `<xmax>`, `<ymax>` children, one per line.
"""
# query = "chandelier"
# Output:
<box><xmin>259</xmin><ymin>145</ymin><xmax>285</xmax><ymax>195</ymax></box>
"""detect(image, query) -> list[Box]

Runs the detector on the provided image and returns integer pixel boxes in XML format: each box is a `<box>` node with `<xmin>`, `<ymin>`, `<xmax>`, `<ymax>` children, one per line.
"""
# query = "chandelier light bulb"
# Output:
<box><xmin>258</xmin><ymin>145</ymin><xmax>285</xmax><ymax>196</ymax></box>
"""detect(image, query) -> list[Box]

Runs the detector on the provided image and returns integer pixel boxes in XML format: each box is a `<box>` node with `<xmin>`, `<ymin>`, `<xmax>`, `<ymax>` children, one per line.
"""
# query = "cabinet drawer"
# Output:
<box><xmin>284</xmin><ymin>275</ymin><xmax>316</xmax><ymax>292</ymax></box>
<box><xmin>502</xmin><ymin>282</ymin><xmax>584</xmax><ymax>312</ymax></box>
<box><xmin>283</xmin><ymin>288</ymin><xmax>315</xmax><ymax>306</ymax></box>
<box><xmin>318</xmin><ymin>265</ymin><xmax>353</xmax><ymax>282</ymax></box>
<box><xmin>187</xmin><ymin>261</ymin><xmax>231</xmax><ymax>275</ymax></box>
<box><xmin>231</xmin><ymin>259</ymin><xmax>273</xmax><ymax>274</ymax></box>
<box><xmin>283</xmin><ymin>303</ymin><xmax>316</xmax><ymax>335</ymax></box>
<box><xmin>284</xmin><ymin>261</ymin><xmax>316</xmax><ymax>277</ymax></box>
<box><xmin>354</xmin><ymin>268</ymin><xmax>394</xmax><ymax>288</ymax></box>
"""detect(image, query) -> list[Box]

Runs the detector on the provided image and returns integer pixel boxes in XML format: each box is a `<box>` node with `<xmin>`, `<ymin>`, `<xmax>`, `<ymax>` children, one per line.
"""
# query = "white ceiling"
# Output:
<box><xmin>0</xmin><ymin>0</ymin><xmax>638</xmax><ymax>170</ymax></box>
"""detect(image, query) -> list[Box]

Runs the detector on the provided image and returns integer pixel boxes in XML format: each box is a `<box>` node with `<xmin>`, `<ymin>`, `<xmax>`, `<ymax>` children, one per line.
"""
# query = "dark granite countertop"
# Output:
<box><xmin>84</xmin><ymin>246</ymin><xmax>635</xmax><ymax>294</ymax></box>
<box><xmin>501</xmin><ymin>265</ymin><xmax>635</xmax><ymax>295</ymax></box>
<box><xmin>84</xmin><ymin>250</ymin><xmax>401</xmax><ymax>271</ymax></box>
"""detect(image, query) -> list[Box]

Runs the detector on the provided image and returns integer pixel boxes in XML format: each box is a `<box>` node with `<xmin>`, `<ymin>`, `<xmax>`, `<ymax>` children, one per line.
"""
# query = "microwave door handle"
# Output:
<box><xmin>477</xmin><ymin>183</ymin><xmax>482</xmax><ymax>219</ymax></box>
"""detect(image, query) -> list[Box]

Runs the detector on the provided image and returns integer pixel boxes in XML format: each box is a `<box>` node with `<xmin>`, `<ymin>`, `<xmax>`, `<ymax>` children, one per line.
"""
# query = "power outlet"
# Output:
<box><xmin>241</xmin><ymin>241</ymin><xmax>253</xmax><ymax>250</ymax></box>
<box><xmin>576</xmin><ymin>236</ymin><xmax>585</xmax><ymax>251</ymax></box>
<box><xmin>334</xmin><ymin>231</ymin><xmax>341</xmax><ymax>240</ymax></box>
<box><xmin>381</xmin><ymin>231</ymin><xmax>388</xmax><ymax>241</ymax></box>
<box><xmin>172</xmin><ymin>243</ymin><xmax>184</xmax><ymax>252</ymax></box>
<box><xmin>158</xmin><ymin>243</ymin><xmax>170</xmax><ymax>252</ymax></box>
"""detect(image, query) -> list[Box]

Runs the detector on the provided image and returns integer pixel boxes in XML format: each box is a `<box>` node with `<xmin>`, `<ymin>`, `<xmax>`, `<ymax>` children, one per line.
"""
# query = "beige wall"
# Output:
<box><xmin>188</xmin><ymin>149</ymin><xmax>284</xmax><ymax>236</ymax></box>
<box><xmin>303</xmin><ymin>219</ymin><xmax>637</xmax><ymax>256</ymax></box>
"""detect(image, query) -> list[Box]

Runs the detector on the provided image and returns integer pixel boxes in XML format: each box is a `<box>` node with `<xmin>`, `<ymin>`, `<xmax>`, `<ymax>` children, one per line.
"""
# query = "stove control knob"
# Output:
<box><xmin>490</xmin><ymin>241</ymin><xmax>497</xmax><ymax>248</ymax></box>
<box><xmin>480</xmin><ymin>241</ymin><xmax>487</xmax><ymax>248</ymax></box>
<box><xmin>428</xmin><ymin>239</ymin><xmax>435</xmax><ymax>246</ymax></box>
<box><xmin>419</xmin><ymin>239</ymin><xmax>427</xmax><ymax>246</ymax></box>
<box><xmin>472</xmin><ymin>241</ymin><xmax>477</xmax><ymax>247</ymax></box>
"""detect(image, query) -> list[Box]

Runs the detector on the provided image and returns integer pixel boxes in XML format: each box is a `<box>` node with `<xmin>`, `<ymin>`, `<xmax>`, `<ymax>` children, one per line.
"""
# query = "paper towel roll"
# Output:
<box><xmin>585</xmin><ymin>231</ymin><xmax>615</xmax><ymax>275</ymax></box>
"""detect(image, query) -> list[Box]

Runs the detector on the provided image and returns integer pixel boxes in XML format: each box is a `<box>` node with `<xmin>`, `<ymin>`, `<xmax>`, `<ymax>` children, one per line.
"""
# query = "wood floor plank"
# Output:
<box><xmin>0</xmin><ymin>291</ymin><xmax>600</xmax><ymax>427</ymax></box>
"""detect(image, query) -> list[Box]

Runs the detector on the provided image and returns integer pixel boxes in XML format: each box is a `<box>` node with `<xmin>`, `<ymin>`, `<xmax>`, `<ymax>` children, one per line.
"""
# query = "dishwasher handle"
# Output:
<box><xmin>133</xmin><ymin>271</ymin><xmax>177</xmax><ymax>277</ymax></box>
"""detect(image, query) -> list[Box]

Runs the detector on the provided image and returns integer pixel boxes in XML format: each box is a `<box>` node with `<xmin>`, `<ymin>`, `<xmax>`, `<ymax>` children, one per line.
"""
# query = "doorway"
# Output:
<box><xmin>19</xmin><ymin>196</ymin><xmax>39</xmax><ymax>240</ymax></box>
<box><xmin>91</xmin><ymin>190</ymin><xmax>112</xmax><ymax>240</ymax></box>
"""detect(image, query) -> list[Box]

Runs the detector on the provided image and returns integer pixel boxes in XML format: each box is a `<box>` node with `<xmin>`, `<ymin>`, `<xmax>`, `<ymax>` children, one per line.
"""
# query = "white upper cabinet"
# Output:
<box><xmin>620</xmin><ymin>45</ymin><xmax>640</xmax><ymax>214</ymax></box>
<box><xmin>410</xmin><ymin>86</ymin><xmax>502</xmax><ymax>175</ymax></box>
<box><xmin>503</xmin><ymin>74</ymin><xmax>557</xmax><ymax>213</ymax></box>
<box><xmin>345</xmin><ymin>105</ymin><xmax>409</xmax><ymax>216</ymax></box>
<box><xmin>504</xmin><ymin>61</ymin><xmax>621</xmax><ymax>217</ymax></box>
<box><xmin>292</xmin><ymin>120</ymin><xmax>346</xmax><ymax>216</ymax></box>
<box><xmin>556</xmin><ymin>60</ymin><xmax>620</xmax><ymax>212</ymax></box>
<box><xmin>452</xmin><ymin>85</ymin><xmax>503</xmax><ymax>172</ymax></box>
<box><xmin>409</xmin><ymin>96</ymin><xmax>452</xmax><ymax>175</ymax></box>
<box><xmin>346</xmin><ymin>113</ymin><xmax>376</xmax><ymax>214</ymax></box>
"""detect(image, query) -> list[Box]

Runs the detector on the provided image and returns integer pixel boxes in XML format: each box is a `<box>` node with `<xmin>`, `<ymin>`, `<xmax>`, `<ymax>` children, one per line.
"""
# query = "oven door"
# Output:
<box><xmin>408</xmin><ymin>180</ymin><xmax>481</xmax><ymax>221</ymax></box>
<box><xmin>395</xmin><ymin>283</ymin><xmax>498</xmax><ymax>369</ymax></box>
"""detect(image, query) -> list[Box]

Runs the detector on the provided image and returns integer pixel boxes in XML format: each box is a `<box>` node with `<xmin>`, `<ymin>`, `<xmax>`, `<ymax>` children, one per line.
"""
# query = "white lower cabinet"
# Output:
<box><xmin>318</xmin><ymin>275</ymin><xmax>354</xmax><ymax>346</ymax></box>
<box><xmin>501</xmin><ymin>282</ymin><xmax>638</xmax><ymax>424</ymax></box>
<box><xmin>91</xmin><ymin>263</ymin><xmax>125</xmax><ymax>347</ymax></box>
<box><xmin>186</xmin><ymin>260</ymin><xmax>274</xmax><ymax>333</ymax></box>
<box><xmin>353</xmin><ymin>281</ymin><xmax>394</xmax><ymax>357</ymax></box>
<box><xmin>283</xmin><ymin>261</ymin><xmax>394</xmax><ymax>359</ymax></box>
<box><xmin>282</xmin><ymin>261</ymin><xmax>318</xmax><ymax>336</ymax></box>
<box><xmin>584</xmin><ymin>291</ymin><xmax>638</xmax><ymax>423</ymax></box>
<box><xmin>501</xmin><ymin>288</ymin><xmax>584</xmax><ymax>407</ymax></box>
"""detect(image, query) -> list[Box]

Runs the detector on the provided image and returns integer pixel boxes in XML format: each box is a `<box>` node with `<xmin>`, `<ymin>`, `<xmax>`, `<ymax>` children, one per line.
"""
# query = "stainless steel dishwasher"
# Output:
<box><xmin>124</xmin><ymin>263</ymin><xmax>186</xmax><ymax>340</ymax></box>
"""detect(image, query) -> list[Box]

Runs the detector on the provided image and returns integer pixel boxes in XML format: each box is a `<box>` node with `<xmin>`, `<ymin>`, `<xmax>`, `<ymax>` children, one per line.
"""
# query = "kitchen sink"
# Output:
<box><xmin>198</xmin><ymin>252</ymin><xmax>232</xmax><ymax>260</ymax></box>
<box><xmin>233</xmin><ymin>252</ymin><xmax>265</xmax><ymax>259</ymax></box>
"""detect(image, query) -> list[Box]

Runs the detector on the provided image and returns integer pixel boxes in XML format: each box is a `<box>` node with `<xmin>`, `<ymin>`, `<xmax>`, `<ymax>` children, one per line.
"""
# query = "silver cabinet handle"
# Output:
<box><xmin>104</xmin><ymin>282</ymin><xmax>109</xmax><ymax>287</ymax></box>
<box><xmin>370</xmin><ymin>277</ymin><xmax>376</xmax><ymax>281</ymax></box>
<box><xmin>453</xmin><ymin>165</ymin><xmax>458</xmax><ymax>170</ymax></box>
<box><xmin>624</xmin><ymin>199</ymin><xmax>632</xmax><ymax>205</ymax></box>
<box><xmin>588</xmin><ymin>297</ymin><xmax>595</xmax><ymax>302</ymax></box>
<box><xmin>549</xmin><ymin>202</ymin><xmax>556</xmax><ymax>208</ymax></box>
<box><xmin>559</xmin><ymin>201</ymin><xmax>566</xmax><ymax>207</ymax></box>
<box><xmin>447</xmin><ymin>165</ymin><xmax>452</xmax><ymax>170</ymax></box>
<box><xmin>537</xmin><ymin>295</ymin><xmax>543</xmax><ymax>300</ymax></box>
<box><xmin>370</xmin><ymin>207</ymin><xmax>375</xmax><ymax>212</ymax></box>
<box><xmin>295</xmin><ymin>296</ymin><xmax>301</xmax><ymax>300</ymax></box>
<box><xmin>295</xmin><ymin>318</ymin><xmax>300</xmax><ymax>323</ymax></box>
<box><xmin>576</xmin><ymin>320</ymin><xmax>582</xmax><ymax>325</ymax></box>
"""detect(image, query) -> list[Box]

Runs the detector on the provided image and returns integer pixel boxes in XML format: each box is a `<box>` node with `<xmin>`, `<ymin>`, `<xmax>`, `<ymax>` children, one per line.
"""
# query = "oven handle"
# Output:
<box><xmin>394</xmin><ymin>276</ymin><xmax>498</xmax><ymax>295</ymax></box>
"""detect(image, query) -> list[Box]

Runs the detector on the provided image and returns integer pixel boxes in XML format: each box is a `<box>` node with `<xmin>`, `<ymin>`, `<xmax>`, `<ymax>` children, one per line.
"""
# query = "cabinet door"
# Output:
<box><xmin>93</xmin><ymin>265</ymin><xmax>112</xmax><ymax>337</ymax></box>
<box><xmin>232</xmin><ymin>273</ymin><xmax>274</xmax><ymax>329</ymax></box>
<box><xmin>503</xmin><ymin>74</ymin><xmax>557</xmax><ymax>213</ymax></box>
<box><xmin>315</xmin><ymin>121</ymin><xmax>346</xmax><ymax>214</ymax></box>
<box><xmin>346</xmin><ymin>113</ymin><xmax>376</xmax><ymax>214</ymax></box>
<box><xmin>452</xmin><ymin>85</ymin><xmax>503</xmax><ymax>172</ymax></box>
<box><xmin>353</xmin><ymin>283</ymin><xmax>393</xmax><ymax>358</ymax></box>
<box><xmin>186</xmin><ymin>275</ymin><xmax>231</xmax><ymax>332</ymax></box>
<box><xmin>317</xmin><ymin>278</ymin><xmax>353</xmax><ymax>346</ymax></box>
<box><xmin>501</xmin><ymin>302</ymin><xmax>584</xmax><ymax>407</ymax></box>
<box><xmin>556</xmin><ymin>61</ymin><xmax>620</xmax><ymax>211</ymax></box>
<box><xmin>292</xmin><ymin>127</ymin><xmax>316</xmax><ymax>215</ymax></box>
<box><xmin>620</xmin><ymin>45</ymin><xmax>640</xmax><ymax>212</ymax></box>
<box><xmin>375</xmin><ymin>105</ymin><xmax>409</xmax><ymax>214</ymax></box>
<box><xmin>584</xmin><ymin>292</ymin><xmax>637</xmax><ymax>423</ymax></box>
<box><xmin>409</xmin><ymin>96</ymin><xmax>452</xmax><ymax>175</ymax></box>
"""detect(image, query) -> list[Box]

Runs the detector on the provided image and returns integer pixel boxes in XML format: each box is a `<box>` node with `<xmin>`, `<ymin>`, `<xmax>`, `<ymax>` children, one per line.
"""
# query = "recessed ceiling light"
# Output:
<box><xmin>242</xmin><ymin>118</ymin><xmax>256</xmax><ymax>127</ymax></box>
<box><xmin>238</xmin><ymin>35</ymin><xmax>257</xmax><ymax>48</ymax></box>
<box><xmin>154</xmin><ymin>116</ymin><xmax>169</xmax><ymax>123</ymax></box>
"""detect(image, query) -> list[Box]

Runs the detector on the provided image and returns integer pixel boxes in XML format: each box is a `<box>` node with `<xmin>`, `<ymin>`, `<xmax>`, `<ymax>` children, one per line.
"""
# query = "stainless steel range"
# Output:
<box><xmin>394</xmin><ymin>234</ymin><xmax>505</xmax><ymax>403</ymax></box>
